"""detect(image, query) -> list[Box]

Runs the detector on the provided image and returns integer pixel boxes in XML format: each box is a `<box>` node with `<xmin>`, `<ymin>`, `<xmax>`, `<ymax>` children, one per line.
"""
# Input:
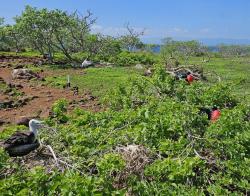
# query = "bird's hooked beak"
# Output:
<box><xmin>39</xmin><ymin>122</ymin><xmax>56</xmax><ymax>131</ymax></box>
<box><xmin>38</xmin><ymin>121</ymin><xmax>46</xmax><ymax>128</ymax></box>
<box><xmin>32</xmin><ymin>120</ymin><xmax>45</xmax><ymax>128</ymax></box>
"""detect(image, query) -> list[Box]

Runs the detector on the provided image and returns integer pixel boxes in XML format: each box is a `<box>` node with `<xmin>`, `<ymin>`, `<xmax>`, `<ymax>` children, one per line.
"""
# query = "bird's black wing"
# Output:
<box><xmin>4</xmin><ymin>131</ymin><xmax>34</xmax><ymax>148</ymax></box>
<box><xmin>176</xmin><ymin>72</ymin><xmax>188</xmax><ymax>79</ymax></box>
<box><xmin>199</xmin><ymin>108</ymin><xmax>212</xmax><ymax>120</ymax></box>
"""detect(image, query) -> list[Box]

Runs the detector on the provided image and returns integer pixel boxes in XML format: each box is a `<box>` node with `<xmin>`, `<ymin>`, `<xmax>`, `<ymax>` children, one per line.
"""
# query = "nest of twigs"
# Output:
<box><xmin>113</xmin><ymin>144</ymin><xmax>153</xmax><ymax>188</ymax></box>
<box><xmin>17</xmin><ymin>148</ymin><xmax>56</xmax><ymax>171</ymax></box>
<box><xmin>144</xmin><ymin>64</ymin><xmax>221</xmax><ymax>83</ymax></box>
<box><xmin>166</xmin><ymin>65</ymin><xmax>221</xmax><ymax>82</ymax></box>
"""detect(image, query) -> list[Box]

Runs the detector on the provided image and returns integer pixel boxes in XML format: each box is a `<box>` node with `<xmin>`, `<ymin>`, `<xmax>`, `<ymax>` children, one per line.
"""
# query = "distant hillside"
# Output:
<box><xmin>142</xmin><ymin>37</ymin><xmax>250</xmax><ymax>46</ymax></box>
<box><xmin>147</xmin><ymin>45</ymin><xmax>218</xmax><ymax>53</ymax></box>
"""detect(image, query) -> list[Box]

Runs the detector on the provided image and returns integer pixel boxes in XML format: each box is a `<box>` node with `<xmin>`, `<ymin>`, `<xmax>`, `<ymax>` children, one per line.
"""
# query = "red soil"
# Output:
<box><xmin>0</xmin><ymin>56</ymin><xmax>101</xmax><ymax>127</ymax></box>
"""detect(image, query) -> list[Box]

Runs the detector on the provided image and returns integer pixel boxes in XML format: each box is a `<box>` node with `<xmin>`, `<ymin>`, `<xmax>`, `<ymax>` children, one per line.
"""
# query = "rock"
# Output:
<box><xmin>14</xmin><ymin>65</ymin><xmax>24</xmax><ymax>69</ymax></box>
<box><xmin>87</xmin><ymin>95</ymin><xmax>96</xmax><ymax>101</ymax></box>
<box><xmin>13</xmin><ymin>96</ymin><xmax>34</xmax><ymax>107</ymax></box>
<box><xmin>80</xmin><ymin>71</ymin><xmax>86</xmax><ymax>75</ymax></box>
<box><xmin>3</xmin><ymin>88</ymin><xmax>12</xmax><ymax>94</ymax></box>
<box><xmin>0</xmin><ymin>100</ymin><xmax>14</xmax><ymax>109</ymax></box>
<box><xmin>0</xmin><ymin>77</ymin><xmax>5</xmax><ymax>82</ymax></box>
<box><xmin>144</xmin><ymin>69</ymin><xmax>152</xmax><ymax>76</ymax></box>
<box><xmin>81</xmin><ymin>59</ymin><xmax>93</xmax><ymax>68</ymax></box>
<box><xmin>0</xmin><ymin>119</ymin><xmax>6</xmax><ymax>125</ymax></box>
<box><xmin>46</xmin><ymin>91</ymin><xmax>51</xmax><ymax>95</ymax></box>
<box><xmin>69</xmin><ymin>100</ymin><xmax>77</xmax><ymax>105</ymax></box>
<box><xmin>40</xmin><ymin>77</ymin><xmax>46</xmax><ymax>81</ymax></box>
<box><xmin>35</xmin><ymin>60</ymin><xmax>43</xmax><ymax>66</ymax></box>
<box><xmin>30</xmin><ymin>95</ymin><xmax>39</xmax><ymax>100</ymax></box>
<box><xmin>16</xmin><ymin>116</ymin><xmax>33</xmax><ymax>126</ymax></box>
<box><xmin>79</xmin><ymin>98</ymin><xmax>87</xmax><ymax>103</ymax></box>
<box><xmin>8</xmin><ymin>91</ymin><xmax>15</xmax><ymax>96</ymax></box>
<box><xmin>135</xmin><ymin>64</ymin><xmax>144</xmax><ymax>69</ymax></box>
<box><xmin>106</xmin><ymin>62</ymin><xmax>114</xmax><ymax>66</ymax></box>
<box><xmin>12</xmin><ymin>69</ymin><xmax>40</xmax><ymax>80</ymax></box>
<box><xmin>15</xmin><ymin>84</ymin><xmax>23</xmax><ymax>89</ymax></box>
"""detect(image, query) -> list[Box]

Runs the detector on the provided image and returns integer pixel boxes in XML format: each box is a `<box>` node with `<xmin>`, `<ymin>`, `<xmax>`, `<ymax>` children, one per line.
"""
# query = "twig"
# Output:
<box><xmin>96</xmin><ymin>119</ymin><xmax>137</xmax><ymax>149</ymax></box>
<box><xmin>166</xmin><ymin>67</ymin><xmax>201</xmax><ymax>80</ymax></box>
<box><xmin>57</xmin><ymin>159</ymin><xmax>84</xmax><ymax>175</ymax></box>
<box><xmin>178</xmin><ymin>141</ymin><xmax>194</xmax><ymax>160</ymax></box>
<box><xmin>193</xmin><ymin>149</ymin><xmax>216</xmax><ymax>164</ymax></box>
<box><xmin>189</xmin><ymin>134</ymin><xmax>207</xmax><ymax>140</ymax></box>
<box><xmin>187</xmin><ymin>131</ymin><xmax>207</xmax><ymax>140</ymax></box>
<box><xmin>205</xmin><ymin>71</ymin><xmax>221</xmax><ymax>82</ymax></box>
<box><xmin>47</xmin><ymin>145</ymin><xmax>59</xmax><ymax>166</ymax></box>
<box><xmin>42</xmin><ymin>125</ymin><xmax>57</xmax><ymax>133</ymax></box>
<box><xmin>143</xmin><ymin>77</ymin><xmax>162</xmax><ymax>96</ymax></box>
<box><xmin>43</xmin><ymin>146</ymin><xmax>84</xmax><ymax>175</ymax></box>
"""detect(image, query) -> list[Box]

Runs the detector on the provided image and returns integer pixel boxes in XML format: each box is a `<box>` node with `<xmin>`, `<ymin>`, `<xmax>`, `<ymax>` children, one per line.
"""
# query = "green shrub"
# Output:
<box><xmin>51</xmin><ymin>99</ymin><xmax>69</xmax><ymax>123</ymax></box>
<box><xmin>0</xmin><ymin>64</ymin><xmax>249</xmax><ymax>194</ymax></box>
<box><xmin>111</xmin><ymin>51</ymin><xmax>158</xmax><ymax>66</ymax></box>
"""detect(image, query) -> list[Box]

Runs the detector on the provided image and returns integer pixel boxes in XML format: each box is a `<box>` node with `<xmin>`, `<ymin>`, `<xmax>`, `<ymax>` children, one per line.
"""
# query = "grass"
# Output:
<box><xmin>37</xmin><ymin>56</ymin><xmax>250</xmax><ymax>103</ymax></box>
<box><xmin>0</xmin><ymin>82</ymin><xmax>6</xmax><ymax>91</ymax></box>
<box><xmin>45</xmin><ymin>67</ymin><xmax>142</xmax><ymax>97</ymax></box>
<box><xmin>0</xmin><ymin>125</ymin><xmax>26</xmax><ymax>139</ymax></box>
<box><xmin>189</xmin><ymin>56</ymin><xmax>250</xmax><ymax>103</ymax></box>
<box><xmin>0</xmin><ymin>82</ymin><xmax>23</xmax><ymax>98</ymax></box>
<box><xmin>1</xmin><ymin>51</ymin><xmax>249</xmax><ymax>103</ymax></box>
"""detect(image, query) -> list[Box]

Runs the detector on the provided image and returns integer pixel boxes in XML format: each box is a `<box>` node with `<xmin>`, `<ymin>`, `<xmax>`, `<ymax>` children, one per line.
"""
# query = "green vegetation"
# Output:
<box><xmin>160</xmin><ymin>37</ymin><xmax>209</xmax><ymax>65</ymax></box>
<box><xmin>189</xmin><ymin>57</ymin><xmax>250</xmax><ymax>102</ymax></box>
<box><xmin>0</xmin><ymin>6</ymin><xmax>146</xmax><ymax>64</ymax></box>
<box><xmin>45</xmin><ymin>67</ymin><xmax>141</xmax><ymax>97</ymax></box>
<box><xmin>0</xmin><ymin>5</ymin><xmax>249</xmax><ymax>195</ymax></box>
<box><xmin>0</xmin><ymin>81</ymin><xmax>23</xmax><ymax>99</ymax></box>
<box><xmin>1</xmin><ymin>66</ymin><xmax>249</xmax><ymax>194</ymax></box>
<box><xmin>41</xmin><ymin>55</ymin><xmax>250</xmax><ymax>102</ymax></box>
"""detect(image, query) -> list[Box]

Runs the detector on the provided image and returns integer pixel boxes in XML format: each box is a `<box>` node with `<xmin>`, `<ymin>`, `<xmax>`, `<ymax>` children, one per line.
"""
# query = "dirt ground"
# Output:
<box><xmin>0</xmin><ymin>55</ymin><xmax>101</xmax><ymax>127</ymax></box>
<box><xmin>0</xmin><ymin>54</ymin><xmax>45</xmax><ymax>67</ymax></box>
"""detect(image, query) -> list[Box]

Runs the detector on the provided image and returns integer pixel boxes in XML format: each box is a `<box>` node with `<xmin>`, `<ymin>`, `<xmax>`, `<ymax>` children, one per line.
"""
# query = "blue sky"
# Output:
<box><xmin>1</xmin><ymin>0</ymin><xmax>250</xmax><ymax>44</ymax></box>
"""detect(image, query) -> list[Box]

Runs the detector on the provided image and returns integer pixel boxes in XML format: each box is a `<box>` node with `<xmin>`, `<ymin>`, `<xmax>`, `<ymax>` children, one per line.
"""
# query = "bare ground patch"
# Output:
<box><xmin>0</xmin><ymin>55</ymin><xmax>101</xmax><ymax>128</ymax></box>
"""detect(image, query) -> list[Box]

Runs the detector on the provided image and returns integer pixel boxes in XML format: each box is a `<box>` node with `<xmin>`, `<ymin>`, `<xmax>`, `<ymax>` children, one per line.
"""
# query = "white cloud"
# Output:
<box><xmin>171</xmin><ymin>27</ymin><xmax>188</xmax><ymax>33</ymax></box>
<box><xmin>200</xmin><ymin>28</ymin><xmax>211</xmax><ymax>33</ymax></box>
<box><xmin>91</xmin><ymin>25</ymin><xmax>219</xmax><ymax>40</ymax></box>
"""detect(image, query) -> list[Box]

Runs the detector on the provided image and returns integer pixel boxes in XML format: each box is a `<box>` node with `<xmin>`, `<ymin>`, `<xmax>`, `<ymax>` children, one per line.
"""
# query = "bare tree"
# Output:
<box><xmin>120</xmin><ymin>23</ymin><xmax>145</xmax><ymax>51</ymax></box>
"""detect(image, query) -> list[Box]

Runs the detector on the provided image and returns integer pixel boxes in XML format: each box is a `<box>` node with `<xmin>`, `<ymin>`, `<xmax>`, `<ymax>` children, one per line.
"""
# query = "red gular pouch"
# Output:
<box><xmin>186</xmin><ymin>74</ymin><xmax>194</xmax><ymax>84</ymax></box>
<box><xmin>211</xmin><ymin>109</ymin><xmax>221</xmax><ymax>122</ymax></box>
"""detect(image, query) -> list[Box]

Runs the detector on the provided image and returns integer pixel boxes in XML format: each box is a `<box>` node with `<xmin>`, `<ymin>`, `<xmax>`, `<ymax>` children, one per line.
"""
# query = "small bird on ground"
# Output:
<box><xmin>0</xmin><ymin>119</ymin><xmax>44</xmax><ymax>157</ymax></box>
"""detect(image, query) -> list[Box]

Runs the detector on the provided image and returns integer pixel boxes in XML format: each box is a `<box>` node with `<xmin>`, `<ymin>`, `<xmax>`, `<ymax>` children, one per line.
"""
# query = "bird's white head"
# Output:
<box><xmin>29</xmin><ymin>119</ymin><xmax>43</xmax><ymax>137</ymax></box>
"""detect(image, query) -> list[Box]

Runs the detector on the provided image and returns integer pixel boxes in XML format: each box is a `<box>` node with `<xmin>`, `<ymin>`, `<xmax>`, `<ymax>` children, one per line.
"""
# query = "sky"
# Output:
<box><xmin>1</xmin><ymin>0</ymin><xmax>250</xmax><ymax>44</ymax></box>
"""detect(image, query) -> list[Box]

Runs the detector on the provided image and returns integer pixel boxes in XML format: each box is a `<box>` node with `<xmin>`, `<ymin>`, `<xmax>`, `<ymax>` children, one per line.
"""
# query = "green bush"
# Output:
<box><xmin>111</xmin><ymin>51</ymin><xmax>158</xmax><ymax>66</ymax></box>
<box><xmin>51</xmin><ymin>99</ymin><xmax>69</xmax><ymax>123</ymax></box>
<box><xmin>0</xmin><ymin>64</ymin><xmax>249</xmax><ymax>194</ymax></box>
